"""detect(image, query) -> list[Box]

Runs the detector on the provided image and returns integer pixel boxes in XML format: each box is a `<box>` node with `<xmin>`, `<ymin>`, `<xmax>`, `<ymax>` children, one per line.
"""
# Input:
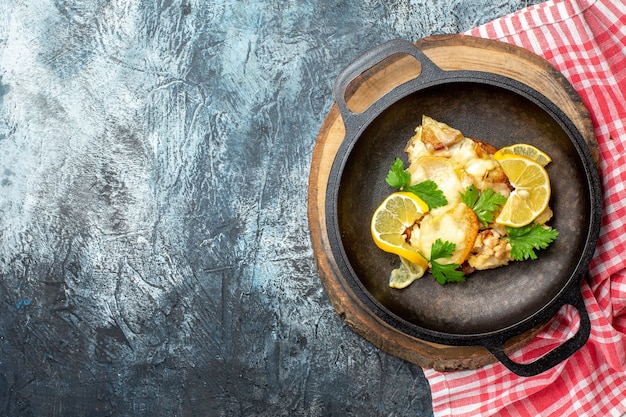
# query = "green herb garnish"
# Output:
<box><xmin>386</xmin><ymin>158</ymin><xmax>447</xmax><ymax>209</ymax></box>
<box><xmin>426</xmin><ymin>239</ymin><xmax>466</xmax><ymax>285</ymax></box>
<box><xmin>460</xmin><ymin>184</ymin><xmax>507</xmax><ymax>227</ymax></box>
<box><xmin>386</xmin><ymin>158</ymin><xmax>411</xmax><ymax>188</ymax></box>
<box><xmin>504</xmin><ymin>224</ymin><xmax>559</xmax><ymax>261</ymax></box>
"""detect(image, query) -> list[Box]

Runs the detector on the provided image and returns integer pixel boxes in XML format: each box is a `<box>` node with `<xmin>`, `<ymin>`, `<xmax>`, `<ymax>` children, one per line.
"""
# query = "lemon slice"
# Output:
<box><xmin>494</xmin><ymin>144</ymin><xmax>552</xmax><ymax>167</ymax></box>
<box><xmin>495</xmin><ymin>154</ymin><xmax>551</xmax><ymax>227</ymax></box>
<box><xmin>370</xmin><ymin>192</ymin><xmax>429</xmax><ymax>270</ymax></box>
<box><xmin>389</xmin><ymin>257</ymin><xmax>428</xmax><ymax>289</ymax></box>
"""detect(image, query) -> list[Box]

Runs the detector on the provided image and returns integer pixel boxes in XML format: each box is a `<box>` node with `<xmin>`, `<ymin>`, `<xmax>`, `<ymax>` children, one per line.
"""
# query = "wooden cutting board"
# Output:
<box><xmin>308</xmin><ymin>35</ymin><xmax>597</xmax><ymax>371</ymax></box>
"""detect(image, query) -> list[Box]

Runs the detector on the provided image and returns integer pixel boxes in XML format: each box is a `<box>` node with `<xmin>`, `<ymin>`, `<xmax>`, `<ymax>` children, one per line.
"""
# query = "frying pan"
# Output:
<box><xmin>325</xmin><ymin>39</ymin><xmax>602</xmax><ymax>376</ymax></box>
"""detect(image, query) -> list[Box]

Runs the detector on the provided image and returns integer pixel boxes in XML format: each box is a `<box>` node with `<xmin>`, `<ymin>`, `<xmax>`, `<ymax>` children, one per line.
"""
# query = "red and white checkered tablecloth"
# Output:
<box><xmin>424</xmin><ymin>0</ymin><xmax>626</xmax><ymax>415</ymax></box>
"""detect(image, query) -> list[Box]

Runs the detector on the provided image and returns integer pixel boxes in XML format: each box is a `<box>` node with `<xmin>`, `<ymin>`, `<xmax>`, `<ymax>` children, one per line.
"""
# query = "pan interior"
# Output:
<box><xmin>336</xmin><ymin>82</ymin><xmax>592</xmax><ymax>335</ymax></box>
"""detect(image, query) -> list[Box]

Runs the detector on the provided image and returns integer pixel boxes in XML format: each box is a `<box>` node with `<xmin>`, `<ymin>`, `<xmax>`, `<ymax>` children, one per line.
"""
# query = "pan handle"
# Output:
<box><xmin>333</xmin><ymin>39</ymin><xmax>444</xmax><ymax>133</ymax></box>
<box><xmin>483</xmin><ymin>286</ymin><xmax>590</xmax><ymax>377</ymax></box>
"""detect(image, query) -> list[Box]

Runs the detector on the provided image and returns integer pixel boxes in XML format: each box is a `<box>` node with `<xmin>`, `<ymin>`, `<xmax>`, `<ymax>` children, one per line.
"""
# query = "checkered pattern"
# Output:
<box><xmin>424</xmin><ymin>0</ymin><xmax>626</xmax><ymax>415</ymax></box>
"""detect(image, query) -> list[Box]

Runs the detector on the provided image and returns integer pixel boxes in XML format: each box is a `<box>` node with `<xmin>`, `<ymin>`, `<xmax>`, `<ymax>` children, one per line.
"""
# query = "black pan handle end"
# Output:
<box><xmin>484</xmin><ymin>287</ymin><xmax>590</xmax><ymax>377</ymax></box>
<box><xmin>332</xmin><ymin>39</ymin><xmax>444</xmax><ymax>132</ymax></box>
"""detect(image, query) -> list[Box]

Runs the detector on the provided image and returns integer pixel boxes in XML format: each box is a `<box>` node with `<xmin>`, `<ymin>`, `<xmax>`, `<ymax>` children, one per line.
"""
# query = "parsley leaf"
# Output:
<box><xmin>431</xmin><ymin>262</ymin><xmax>466</xmax><ymax>285</ymax></box>
<box><xmin>405</xmin><ymin>181</ymin><xmax>448</xmax><ymax>210</ymax></box>
<box><xmin>430</xmin><ymin>238</ymin><xmax>456</xmax><ymax>259</ymax></box>
<box><xmin>460</xmin><ymin>185</ymin><xmax>507</xmax><ymax>226</ymax></box>
<box><xmin>459</xmin><ymin>184</ymin><xmax>479</xmax><ymax>207</ymax></box>
<box><xmin>385</xmin><ymin>158</ymin><xmax>448</xmax><ymax>210</ymax></box>
<box><xmin>385</xmin><ymin>158</ymin><xmax>411</xmax><ymax>189</ymax></box>
<box><xmin>427</xmin><ymin>239</ymin><xmax>466</xmax><ymax>284</ymax></box>
<box><xmin>504</xmin><ymin>224</ymin><xmax>559</xmax><ymax>261</ymax></box>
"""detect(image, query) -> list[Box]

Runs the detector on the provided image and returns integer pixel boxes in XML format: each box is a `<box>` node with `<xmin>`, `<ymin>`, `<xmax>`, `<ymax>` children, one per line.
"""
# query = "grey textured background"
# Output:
<box><xmin>0</xmin><ymin>1</ymin><xmax>543</xmax><ymax>416</ymax></box>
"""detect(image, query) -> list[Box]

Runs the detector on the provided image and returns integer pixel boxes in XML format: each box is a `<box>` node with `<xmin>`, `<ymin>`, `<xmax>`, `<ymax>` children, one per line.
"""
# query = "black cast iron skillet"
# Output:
<box><xmin>325</xmin><ymin>39</ymin><xmax>602</xmax><ymax>377</ymax></box>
